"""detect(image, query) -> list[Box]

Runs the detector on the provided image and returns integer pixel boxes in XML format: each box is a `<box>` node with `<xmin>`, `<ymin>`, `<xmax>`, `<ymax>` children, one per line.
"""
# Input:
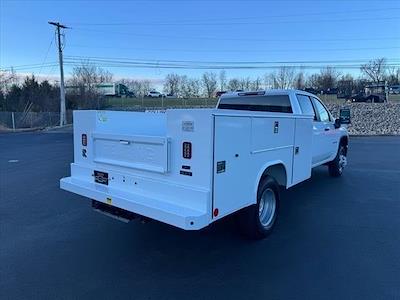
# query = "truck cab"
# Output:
<box><xmin>217</xmin><ymin>90</ymin><xmax>348</xmax><ymax>170</ymax></box>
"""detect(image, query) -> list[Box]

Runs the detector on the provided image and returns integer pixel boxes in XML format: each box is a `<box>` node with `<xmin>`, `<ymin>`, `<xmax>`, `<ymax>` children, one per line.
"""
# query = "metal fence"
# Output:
<box><xmin>0</xmin><ymin>111</ymin><xmax>73</xmax><ymax>129</ymax></box>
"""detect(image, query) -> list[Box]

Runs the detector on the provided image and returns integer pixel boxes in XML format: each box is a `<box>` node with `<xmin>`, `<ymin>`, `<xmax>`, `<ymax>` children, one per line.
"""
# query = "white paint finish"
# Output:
<box><xmin>213</xmin><ymin>116</ymin><xmax>253</xmax><ymax>219</ymax></box>
<box><xmin>251</xmin><ymin>117</ymin><xmax>295</xmax><ymax>152</ymax></box>
<box><xmin>92</xmin><ymin>133</ymin><xmax>170</xmax><ymax>173</ymax></box>
<box><xmin>212</xmin><ymin>114</ymin><xmax>311</xmax><ymax>220</ymax></box>
<box><xmin>62</xmin><ymin>89</ymin><xmax>349</xmax><ymax>231</ymax></box>
<box><xmin>292</xmin><ymin>118</ymin><xmax>313</xmax><ymax>185</ymax></box>
<box><xmin>60</xmin><ymin>176</ymin><xmax>209</xmax><ymax>230</ymax></box>
<box><xmin>311</xmin><ymin>119</ymin><xmax>345</xmax><ymax>167</ymax></box>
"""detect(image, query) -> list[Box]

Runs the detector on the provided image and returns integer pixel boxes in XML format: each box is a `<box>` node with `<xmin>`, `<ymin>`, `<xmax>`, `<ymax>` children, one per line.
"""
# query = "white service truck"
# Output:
<box><xmin>60</xmin><ymin>89</ymin><xmax>349</xmax><ymax>239</ymax></box>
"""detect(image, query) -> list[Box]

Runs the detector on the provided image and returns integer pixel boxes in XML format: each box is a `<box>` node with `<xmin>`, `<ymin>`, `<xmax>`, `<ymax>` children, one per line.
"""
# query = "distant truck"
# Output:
<box><xmin>66</xmin><ymin>83</ymin><xmax>135</xmax><ymax>98</ymax></box>
<box><xmin>60</xmin><ymin>89</ymin><xmax>350</xmax><ymax>239</ymax></box>
<box><xmin>340</xmin><ymin>83</ymin><xmax>387</xmax><ymax>103</ymax></box>
<box><xmin>96</xmin><ymin>83</ymin><xmax>135</xmax><ymax>98</ymax></box>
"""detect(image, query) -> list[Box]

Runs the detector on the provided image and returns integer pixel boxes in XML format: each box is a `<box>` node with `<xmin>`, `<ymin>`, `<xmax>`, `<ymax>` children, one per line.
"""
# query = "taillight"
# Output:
<box><xmin>182</xmin><ymin>142</ymin><xmax>192</xmax><ymax>159</ymax></box>
<box><xmin>82</xmin><ymin>134</ymin><xmax>87</xmax><ymax>146</ymax></box>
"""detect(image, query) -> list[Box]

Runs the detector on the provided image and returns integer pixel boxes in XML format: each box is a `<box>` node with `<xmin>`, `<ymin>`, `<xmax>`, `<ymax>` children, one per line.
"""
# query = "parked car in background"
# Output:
<box><xmin>349</xmin><ymin>92</ymin><xmax>384</xmax><ymax>103</ymax></box>
<box><xmin>389</xmin><ymin>85</ymin><xmax>400</xmax><ymax>94</ymax></box>
<box><xmin>146</xmin><ymin>91</ymin><xmax>163</xmax><ymax>98</ymax></box>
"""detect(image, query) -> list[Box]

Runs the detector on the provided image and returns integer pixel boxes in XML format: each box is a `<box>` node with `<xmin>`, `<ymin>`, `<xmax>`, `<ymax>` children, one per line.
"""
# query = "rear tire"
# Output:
<box><xmin>328</xmin><ymin>143</ymin><xmax>347</xmax><ymax>177</ymax></box>
<box><xmin>238</xmin><ymin>176</ymin><xmax>280</xmax><ymax>239</ymax></box>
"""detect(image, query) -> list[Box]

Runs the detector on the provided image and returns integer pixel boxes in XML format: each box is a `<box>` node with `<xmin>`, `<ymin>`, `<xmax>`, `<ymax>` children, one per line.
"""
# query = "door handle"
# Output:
<box><xmin>324</xmin><ymin>127</ymin><xmax>330</xmax><ymax>131</ymax></box>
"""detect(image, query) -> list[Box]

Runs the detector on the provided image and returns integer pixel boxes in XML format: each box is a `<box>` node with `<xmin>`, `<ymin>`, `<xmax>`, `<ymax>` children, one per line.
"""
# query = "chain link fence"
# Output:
<box><xmin>0</xmin><ymin>111</ymin><xmax>73</xmax><ymax>130</ymax></box>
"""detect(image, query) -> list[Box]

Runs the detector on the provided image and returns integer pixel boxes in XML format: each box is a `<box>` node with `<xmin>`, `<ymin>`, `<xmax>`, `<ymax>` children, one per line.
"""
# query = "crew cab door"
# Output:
<box><xmin>310</xmin><ymin>97</ymin><xmax>337</xmax><ymax>164</ymax></box>
<box><xmin>296</xmin><ymin>94</ymin><xmax>335</xmax><ymax>166</ymax></box>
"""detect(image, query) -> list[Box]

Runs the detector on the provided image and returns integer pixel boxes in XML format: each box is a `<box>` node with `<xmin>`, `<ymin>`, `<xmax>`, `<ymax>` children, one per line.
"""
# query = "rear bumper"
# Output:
<box><xmin>60</xmin><ymin>176</ymin><xmax>210</xmax><ymax>230</ymax></box>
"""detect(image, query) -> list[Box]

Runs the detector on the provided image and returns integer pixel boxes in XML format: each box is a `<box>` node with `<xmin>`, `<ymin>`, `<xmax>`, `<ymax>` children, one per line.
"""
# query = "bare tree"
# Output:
<box><xmin>120</xmin><ymin>79</ymin><xmax>153</xmax><ymax>98</ymax></box>
<box><xmin>69</xmin><ymin>61</ymin><xmax>113</xmax><ymax>94</ymax></box>
<box><xmin>361</xmin><ymin>58</ymin><xmax>386</xmax><ymax>83</ymax></box>
<box><xmin>180</xmin><ymin>76</ymin><xmax>201</xmax><ymax>98</ymax></box>
<box><xmin>270</xmin><ymin>66</ymin><xmax>295</xmax><ymax>89</ymax></box>
<box><xmin>317</xmin><ymin>67</ymin><xmax>340</xmax><ymax>92</ymax></box>
<box><xmin>293</xmin><ymin>71</ymin><xmax>306</xmax><ymax>90</ymax></box>
<box><xmin>0</xmin><ymin>68</ymin><xmax>17</xmax><ymax>93</ymax></box>
<box><xmin>250</xmin><ymin>77</ymin><xmax>263</xmax><ymax>90</ymax></box>
<box><xmin>219</xmin><ymin>70</ymin><xmax>227</xmax><ymax>91</ymax></box>
<box><xmin>163</xmin><ymin>73</ymin><xmax>181</xmax><ymax>96</ymax></box>
<box><xmin>307</xmin><ymin>73</ymin><xmax>319</xmax><ymax>90</ymax></box>
<box><xmin>337</xmin><ymin>74</ymin><xmax>355</xmax><ymax>97</ymax></box>
<box><xmin>386</xmin><ymin>66</ymin><xmax>400</xmax><ymax>85</ymax></box>
<box><xmin>179</xmin><ymin>76</ymin><xmax>191</xmax><ymax>98</ymax></box>
<box><xmin>189</xmin><ymin>78</ymin><xmax>201</xmax><ymax>97</ymax></box>
<box><xmin>201</xmin><ymin>72</ymin><xmax>217</xmax><ymax>97</ymax></box>
<box><xmin>263</xmin><ymin>73</ymin><xmax>274</xmax><ymax>89</ymax></box>
<box><xmin>239</xmin><ymin>77</ymin><xmax>252</xmax><ymax>90</ymax></box>
<box><xmin>67</xmin><ymin>62</ymin><xmax>113</xmax><ymax>109</ymax></box>
<box><xmin>228</xmin><ymin>78</ymin><xmax>241</xmax><ymax>91</ymax></box>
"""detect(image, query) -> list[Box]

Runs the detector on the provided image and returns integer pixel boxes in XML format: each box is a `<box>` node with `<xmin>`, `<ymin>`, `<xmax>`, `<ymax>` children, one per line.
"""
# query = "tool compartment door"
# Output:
<box><xmin>92</xmin><ymin>132</ymin><xmax>170</xmax><ymax>173</ymax></box>
<box><xmin>213</xmin><ymin>116</ymin><xmax>252</xmax><ymax>219</ymax></box>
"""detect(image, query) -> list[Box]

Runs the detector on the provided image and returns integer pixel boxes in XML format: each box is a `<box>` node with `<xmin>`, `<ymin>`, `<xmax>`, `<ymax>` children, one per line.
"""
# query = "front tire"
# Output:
<box><xmin>238</xmin><ymin>176</ymin><xmax>280</xmax><ymax>239</ymax></box>
<box><xmin>328</xmin><ymin>143</ymin><xmax>347</xmax><ymax>177</ymax></box>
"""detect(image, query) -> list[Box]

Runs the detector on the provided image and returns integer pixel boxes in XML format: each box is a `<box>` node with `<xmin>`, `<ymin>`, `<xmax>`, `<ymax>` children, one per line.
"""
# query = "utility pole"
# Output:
<box><xmin>48</xmin><ymin>21</ymin><xmax>69</xmax><ymax>126</ymax></box>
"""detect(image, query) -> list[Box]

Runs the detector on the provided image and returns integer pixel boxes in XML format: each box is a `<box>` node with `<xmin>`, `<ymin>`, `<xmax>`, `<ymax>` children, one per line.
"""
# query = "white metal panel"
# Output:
<box><xmin>166</xmin><ymin>109</ymin><xmax>215</xmax><ymax>189</ymax></box>
<box><xmin>60</xmin><ymin>175</ymin><xmax>210</xmax><ymax>230</ymax></box>
<box><xmin>213</xmin><ymin>115</ymin><xmax>297</xmax><ymax>220</ymax></box>
<box><xmin>251</xmin><ymin>117</ymin><xmax>295</xmax><ymax>153</ymax></box>
<box><xmin>213</xmin><ymin>116</ymin><xmax>253</xmax><ymax>219</ymax></box>
<box><xmin>291</xmin><ymin>118</ymin><xmax>313</xmax><ymax>185</ymax></box>
<box><xmin>92</xmin><ymin>132</ymin><xmax>170</xmax><ymax>173</ymax></box>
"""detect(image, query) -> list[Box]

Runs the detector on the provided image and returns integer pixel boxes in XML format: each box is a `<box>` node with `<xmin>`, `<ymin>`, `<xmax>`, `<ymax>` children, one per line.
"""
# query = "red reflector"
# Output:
<box><xmin>213</xmin><ymin>208</ymin><xmax>219</xmax><ymax>217</ymax></box>
<box><xmin>82</xmin><ymin>134</ymin><xmax>87</xmax><ymax>146</ymax></box>
<box><xmin>182</xmin><ymin>142</ymin><xmax>192</xmax><ymax>159</ymax></box>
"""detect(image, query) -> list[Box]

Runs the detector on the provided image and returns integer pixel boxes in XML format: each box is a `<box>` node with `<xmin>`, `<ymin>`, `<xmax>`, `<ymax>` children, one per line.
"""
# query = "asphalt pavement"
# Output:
<box><xmin>1</xmin><ymin>132</ymin><xmax>399</xmax><ymax>299</ymax></box>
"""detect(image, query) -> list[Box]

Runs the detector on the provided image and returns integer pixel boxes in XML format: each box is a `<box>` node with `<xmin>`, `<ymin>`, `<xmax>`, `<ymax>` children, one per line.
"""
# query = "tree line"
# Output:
<box><xmin>1</xmin><ymin>58</ymin><xmax>399</xmax><ymax>112</ymax></box>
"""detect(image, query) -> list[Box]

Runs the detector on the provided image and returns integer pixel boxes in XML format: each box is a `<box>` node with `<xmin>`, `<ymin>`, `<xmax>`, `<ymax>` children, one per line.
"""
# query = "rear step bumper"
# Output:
<box><xmin>92</xmin><ymin>200</ymin><xmax>138</xmax><ymax>223</ymax></box>
<box><xmin>60</xmin><ymin>177</ymin><xmax>210</xmax><ymax>230</ymax></box>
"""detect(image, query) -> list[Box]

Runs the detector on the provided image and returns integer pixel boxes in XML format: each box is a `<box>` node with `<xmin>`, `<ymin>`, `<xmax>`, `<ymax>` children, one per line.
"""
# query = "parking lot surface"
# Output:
<box><xmin>1</xmin><ymin>132</ymin><xmax>399</xmax><ymax>299</ymax></box>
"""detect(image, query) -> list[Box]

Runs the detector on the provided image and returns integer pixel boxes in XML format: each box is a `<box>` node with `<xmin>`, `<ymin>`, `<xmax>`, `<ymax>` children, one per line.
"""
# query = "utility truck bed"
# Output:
<box><xmin>60</xmin><ymin>90</ymin><xmax>349</xmax><ymax>238</ymax></box>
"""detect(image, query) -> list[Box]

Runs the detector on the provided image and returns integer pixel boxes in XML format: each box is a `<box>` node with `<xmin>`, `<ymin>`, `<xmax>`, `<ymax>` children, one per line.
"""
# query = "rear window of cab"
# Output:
<box><xmin>218</xmin><ymin>95</ymin><xmax>292</xmax><ymax>113</ymax></box>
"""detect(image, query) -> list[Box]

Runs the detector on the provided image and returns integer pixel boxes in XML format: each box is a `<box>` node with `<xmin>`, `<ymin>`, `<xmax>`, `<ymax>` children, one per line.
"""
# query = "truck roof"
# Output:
<box><xmin>219</xmin><ymin>89</ymin><xmax>317</xmax><ymax>99</ymax></box>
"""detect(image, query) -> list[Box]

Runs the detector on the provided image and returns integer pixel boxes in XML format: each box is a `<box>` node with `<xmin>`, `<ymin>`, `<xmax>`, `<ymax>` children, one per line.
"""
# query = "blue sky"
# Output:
<box><xmin>1</xmin><ymin>0</ymin><xmax>399</xmax><ymax>84</ymax></box>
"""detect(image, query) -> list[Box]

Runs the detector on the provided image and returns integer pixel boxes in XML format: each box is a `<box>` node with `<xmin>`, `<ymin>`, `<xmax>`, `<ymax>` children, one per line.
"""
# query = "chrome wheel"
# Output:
<box><xmin>258</xmin><ymin>188</ymin><xmax>276</xmax><ymax>228</ymax></box>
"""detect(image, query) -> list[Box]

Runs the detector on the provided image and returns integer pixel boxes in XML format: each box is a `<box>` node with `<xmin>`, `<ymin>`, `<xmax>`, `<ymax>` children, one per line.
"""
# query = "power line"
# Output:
<box><xmin>64</xmin><ymin>55</ymin><xmax>400</xmax><ymax>65</ymax></box>
<box><xmin>62</xmin><ymin>56</ymin><xmax>400</xmax><ymax>70</ymax></box>
<box><xmin>72</xmin><ymin>16</ymin><xmax>399</xmax><ymax>27</ymax></box>
<box><xmin>64</xmin><ymin>45</ymin><xmax>400</xmax><ymax>54</ymax></box>
<box><xmin>68</xmin><ymin>36</ymin><xmax>399</xmax><ymax>44</ymax></box>
<box><xmin>62</xmin><ymin>62</ymin><xmax>400</xmax><ymax>70</ymax></box>
<box><xmin>1</xmin><ymin>63</ymin><xmax>59</xmax><ymax>71</ymax></box>
<box><xmin>6</xmin><ymin>57</ymin><xmax>399</xmax><ymax>70</ymax></box>
<box><xmin>69</xmin><ymin>7</ymin><xmax>400</xmax><ymax>26</ymax></box>
<box><xmin>37</xmin><ymin>37</ymin><xmax>55</xmax><ymax>75</ymax></box>
<box><xmin>72</xmin><ymin>27</ymin><xmax>400</xmax><ymax>43</ymax></box>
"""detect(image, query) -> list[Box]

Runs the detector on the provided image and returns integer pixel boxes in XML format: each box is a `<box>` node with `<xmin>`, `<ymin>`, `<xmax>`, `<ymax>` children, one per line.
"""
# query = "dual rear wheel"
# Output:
<box><xmin>239</xmin><ymin>143</ymin><xmax>347</xmax><ymax>239</ymax></box>
<box><xmin>238</xmin><ymin>176</ymin><xmax>280</xmax><ymax>239</ymax></box>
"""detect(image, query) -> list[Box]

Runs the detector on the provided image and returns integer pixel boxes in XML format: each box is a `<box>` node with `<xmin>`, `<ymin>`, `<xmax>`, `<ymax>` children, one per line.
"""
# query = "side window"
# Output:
<box><xmin>296</xmin><ymin>94</ymin><xmax>316</xmax><ymax>119</ymax></box>
<box><xmin>312</xmin><ymin>98</ymin><xmax>330</xmax><ymax>122</ymax></box>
